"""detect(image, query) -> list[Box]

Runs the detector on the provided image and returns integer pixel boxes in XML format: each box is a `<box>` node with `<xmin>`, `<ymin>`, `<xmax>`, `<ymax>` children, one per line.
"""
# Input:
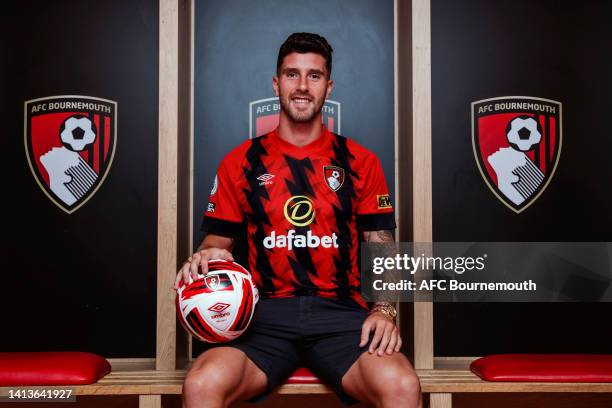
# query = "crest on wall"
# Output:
<box><xmin>471</xmin><ymin>96</ymin><xmax>562</xmax><ymax>213</ymax></box>
<box><xmin>24</xmin><ymin>95</ymin><xmax>117</xmax><ymax>214</ymax></box>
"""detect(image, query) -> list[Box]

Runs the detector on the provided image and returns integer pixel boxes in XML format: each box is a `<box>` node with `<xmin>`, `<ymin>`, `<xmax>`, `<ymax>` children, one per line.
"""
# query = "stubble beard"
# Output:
<box><xmin>279</xmin><ymin>89</ymin><xmax>326</xmax><ymax>123</ymax></box>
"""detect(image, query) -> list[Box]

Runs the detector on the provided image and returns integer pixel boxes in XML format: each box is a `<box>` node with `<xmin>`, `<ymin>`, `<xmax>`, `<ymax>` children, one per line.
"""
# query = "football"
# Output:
<box><xmin>176</xmin><ymin>259</ymin><xmax>259</xmax><ymax>343</ymax></box>
<box><xmin>60</xmin><ymin>115</ymin><xmax>97</xmax><ymax>152</ymax></box>
<box><xmin>505</xmin><ymin>115</ymin><xmax>542</xmax><ymax>152</ymax></box>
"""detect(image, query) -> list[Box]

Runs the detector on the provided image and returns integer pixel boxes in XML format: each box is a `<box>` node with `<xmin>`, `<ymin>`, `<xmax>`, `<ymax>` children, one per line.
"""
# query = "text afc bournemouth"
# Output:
<box><xmin>373</xmin><ymin>279</ymin><xmax>537</xmax><ymax>292</ymax></box>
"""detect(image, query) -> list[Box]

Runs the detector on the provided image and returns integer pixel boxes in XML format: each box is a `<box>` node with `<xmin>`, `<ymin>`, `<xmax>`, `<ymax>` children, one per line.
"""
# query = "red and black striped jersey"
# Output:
<box><xmin>202</xmin><ymin>125</ymin><xmax>395</xmax><ymax>307</ymax></box>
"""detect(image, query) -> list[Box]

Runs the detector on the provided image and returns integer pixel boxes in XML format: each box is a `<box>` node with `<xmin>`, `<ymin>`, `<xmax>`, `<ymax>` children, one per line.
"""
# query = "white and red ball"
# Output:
<box><xmin>176</xmin><ymin>259</ymin><xmax>259</xmax><ymax>343</ymax></box>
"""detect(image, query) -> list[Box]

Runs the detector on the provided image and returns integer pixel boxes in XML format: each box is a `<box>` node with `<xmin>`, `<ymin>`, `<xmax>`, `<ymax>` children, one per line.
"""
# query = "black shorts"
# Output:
<box><xmin>224</xmin><ymin>296</ymin><xmax>371</xmax><ymax>405</ymax></box>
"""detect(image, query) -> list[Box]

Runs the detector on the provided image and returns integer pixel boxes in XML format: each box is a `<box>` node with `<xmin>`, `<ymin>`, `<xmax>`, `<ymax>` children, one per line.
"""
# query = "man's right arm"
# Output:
<box><xmin>174</xmin><ymin>234</ymin><xmax>235</xmax><ymax>290</ymax></box>
<box><xmin>176</xmin><ymin>149</ymin><xmax>245</xmax><ymax>289</ymax></box>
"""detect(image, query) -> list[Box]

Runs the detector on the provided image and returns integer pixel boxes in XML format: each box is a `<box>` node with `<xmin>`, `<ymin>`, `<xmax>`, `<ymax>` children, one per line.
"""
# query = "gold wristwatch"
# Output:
<box><xmin>370</xmin><ymin>302</ymin><xmax>397</xmax><ymax>320</ymax></box>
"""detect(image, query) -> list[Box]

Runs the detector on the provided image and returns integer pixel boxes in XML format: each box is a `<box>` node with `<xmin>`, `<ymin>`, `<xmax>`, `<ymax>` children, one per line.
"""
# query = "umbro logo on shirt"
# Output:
<box><xmin>257</xmin><ymin>173</ymin><xmax>275</xmax><ymax>186</ymax></box>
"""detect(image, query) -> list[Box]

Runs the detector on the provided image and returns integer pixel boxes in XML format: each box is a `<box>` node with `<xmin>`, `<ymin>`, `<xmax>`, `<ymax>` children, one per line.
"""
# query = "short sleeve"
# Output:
<box><xmin>355</xmin><ymin>154</ymin><xmax>396</xmax><ymax>231</ymax></box>
<box><xmin>201</xmin><ymin>159</ymin><xmax>245</xmax><ymax>237</ymax></box>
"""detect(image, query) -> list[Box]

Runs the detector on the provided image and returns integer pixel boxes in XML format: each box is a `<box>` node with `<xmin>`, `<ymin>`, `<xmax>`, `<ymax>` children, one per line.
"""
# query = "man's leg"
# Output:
<box><xmin>341</xmin><ymin>351</ymin><xmax>422</xmax><ymax>408</ymax></box>
<box><xmin>183</xmin><ymin>347</ymin><xmax>267</xmax><ymax>408</ymax></box>
<box><xmin>302</xmin><ymin>297</ymin><xmax>421</xmax><ymax>407</ymax></box>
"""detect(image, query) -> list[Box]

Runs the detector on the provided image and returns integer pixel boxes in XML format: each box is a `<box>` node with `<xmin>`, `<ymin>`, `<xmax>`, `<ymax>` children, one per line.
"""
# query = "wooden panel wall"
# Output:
<box><xmin>411</xmin><ymin>0</ymin><xmax>434</xmax><ymax>369</ymax></box>
<box><xmin>157</xmin><ymin>0</ymin><xmax>179</xmax><ymax>371</ymax></box>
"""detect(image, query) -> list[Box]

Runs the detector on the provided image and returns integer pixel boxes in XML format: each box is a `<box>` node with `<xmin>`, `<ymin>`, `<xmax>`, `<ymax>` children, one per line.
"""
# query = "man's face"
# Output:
<box><xmin>273</xmin><ymin>52</ymin><xmax>333</xmax><ymax>123</ymax></box>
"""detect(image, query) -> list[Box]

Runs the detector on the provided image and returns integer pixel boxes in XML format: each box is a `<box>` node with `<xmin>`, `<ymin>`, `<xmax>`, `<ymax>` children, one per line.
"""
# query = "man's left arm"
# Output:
<box><xmin>359</xmin><ymin>229</ymin><xmax>402</xmax><ymax>356</ymax></box>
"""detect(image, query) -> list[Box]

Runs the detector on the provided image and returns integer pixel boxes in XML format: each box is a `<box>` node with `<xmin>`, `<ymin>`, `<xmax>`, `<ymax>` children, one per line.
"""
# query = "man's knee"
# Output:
<box><xmin>394</xmin><ymin>370</ymin><xmax>421</xmax><ymax>396</ymax></box>
<box><xmin>378</xmin><ymin>364</ymin><xmax>421</xmax><ymax>400</ymax></box>
<box><xmin>183</xmin><ymin>363</ymin><xmax>235</xmax><ymax>401</ymax></box>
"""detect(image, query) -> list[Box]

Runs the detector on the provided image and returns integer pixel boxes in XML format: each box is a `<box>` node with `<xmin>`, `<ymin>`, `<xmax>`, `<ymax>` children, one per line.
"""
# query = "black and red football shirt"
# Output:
<box><xmin>202</xmin><ymin>125</ymin><xmax>395</xmax><ymax>307</ymax></box>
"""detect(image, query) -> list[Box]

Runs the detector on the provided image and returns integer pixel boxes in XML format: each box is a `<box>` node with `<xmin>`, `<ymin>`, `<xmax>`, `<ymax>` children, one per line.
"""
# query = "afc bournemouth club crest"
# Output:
<box><xmin>24</xmin><ymin>95</ymin><xmax>117</xmax><ymax>214</ymax></box>
<box><xmin>472</xmin><ymin>96</ymin><xmax>562</xmax><ymax>213</ymax></box>
<box><xmin>323</xmin><ymin>165</ymin><xmax>345</xmax><ymax>192</ymax></box>
<box><xmin>204</xmin><ymin>274</ymin><xmax>232</xmax><ymax>292</ymax></box>
<box><xmin>249</xmin><ymin>97</ymin><xmax>340</xmax><ymax>138</ymax></box>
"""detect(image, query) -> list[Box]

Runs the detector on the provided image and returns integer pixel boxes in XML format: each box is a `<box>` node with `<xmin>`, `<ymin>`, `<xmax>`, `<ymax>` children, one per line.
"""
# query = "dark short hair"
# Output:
<box><xmin>277</xmin><ymin>32</ymin><xmax>333</xmax><ymax>77</ymax></box>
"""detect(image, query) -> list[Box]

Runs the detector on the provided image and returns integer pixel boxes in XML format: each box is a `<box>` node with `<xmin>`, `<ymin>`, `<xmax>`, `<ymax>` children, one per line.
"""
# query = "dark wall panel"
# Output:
<box><xmin>192</xmin><ymin>0</ymin><xmax>395</xmax><ymax>249</ymax></box>
<box><xmin>431</xmin><ymin>0</ymin><xmax>612</xmax><ymax>355</ymax></box>
<box><xmin>1</xmin><ymin>0</ymin><xmax>159</xmax><ymax>357</ymax></box>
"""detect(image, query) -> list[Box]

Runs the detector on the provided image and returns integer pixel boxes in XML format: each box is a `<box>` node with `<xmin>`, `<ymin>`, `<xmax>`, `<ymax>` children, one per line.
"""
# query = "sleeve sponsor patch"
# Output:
<box><xmin>377</xmin><ymin>194</ymin><xmax>392</xmax><ymax>209</ymax></box>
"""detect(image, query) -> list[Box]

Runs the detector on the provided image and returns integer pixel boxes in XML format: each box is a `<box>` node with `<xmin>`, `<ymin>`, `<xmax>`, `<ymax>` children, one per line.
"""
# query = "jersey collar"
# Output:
<box><xmin>268</xmin><ymin>125</ymin><xmax>331</xmax><ymax>158</ymax></box>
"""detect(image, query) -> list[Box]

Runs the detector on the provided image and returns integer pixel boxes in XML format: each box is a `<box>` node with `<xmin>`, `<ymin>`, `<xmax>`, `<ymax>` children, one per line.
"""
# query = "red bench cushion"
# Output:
<box><xmin>286</xmin><ymin>367</ymin><xmax>321</xmax><ymax>384</ymax></box>
<box><xmin>0</xmin><ymin>352</ymin><xmax>111</xmax><ymax>386</ymax></box>
<box><xmin>471</xmin><ymin>354</ymin><xmax>612</xmax><ymax>382</ymax></box>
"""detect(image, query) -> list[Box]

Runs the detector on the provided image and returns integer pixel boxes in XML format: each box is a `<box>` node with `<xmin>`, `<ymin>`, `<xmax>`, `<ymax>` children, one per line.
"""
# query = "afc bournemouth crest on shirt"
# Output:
<box><xmin>249</xmin><ymin>97</ymin><xmax>341</xmax><ymax>138</ymax></box>
<box><xmin>24</xmin><ymin>95</ymin><xmax>117</xmax><ymax>214</ymax></box>
<box><xmin>323</xmin><ymin>165</ymin><xmax>345</xmax><ymax>192</ymax></box>
<box><xmin>471</xmin><ymin>96</ymin><xmax>562</xmax><ymax>213</ymax></box>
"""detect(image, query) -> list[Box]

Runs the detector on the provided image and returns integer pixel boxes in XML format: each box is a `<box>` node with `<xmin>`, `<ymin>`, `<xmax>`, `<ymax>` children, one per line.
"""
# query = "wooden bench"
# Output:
<box><xmin>4</xmin><ymin>358</ymin><xmax>612</xmax><ymax>407</ymax></box>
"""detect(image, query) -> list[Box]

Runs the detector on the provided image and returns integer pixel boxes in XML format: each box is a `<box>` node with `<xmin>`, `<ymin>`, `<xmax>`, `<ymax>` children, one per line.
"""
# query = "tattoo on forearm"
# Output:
<box><xmin>364</xmin><ymin>230</ymin><xmax>398</xmax><ymax>303</ymax></box>
<box><xmin>364</xmin><ymin>230</ymin><xmax>395</xmax><ymax>242</ymax></box>
<box><xmin>375</xmin><ymin>230</ymin><xmax>394</xmax><ymax>242</ymax></box>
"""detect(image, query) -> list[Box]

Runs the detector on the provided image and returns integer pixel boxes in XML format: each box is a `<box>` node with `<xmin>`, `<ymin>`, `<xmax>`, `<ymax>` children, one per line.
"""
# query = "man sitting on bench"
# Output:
<box><xmin>175</xmin><ymin>32</ymin><xmax>422</xmax><ymax>408</ymax></box>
